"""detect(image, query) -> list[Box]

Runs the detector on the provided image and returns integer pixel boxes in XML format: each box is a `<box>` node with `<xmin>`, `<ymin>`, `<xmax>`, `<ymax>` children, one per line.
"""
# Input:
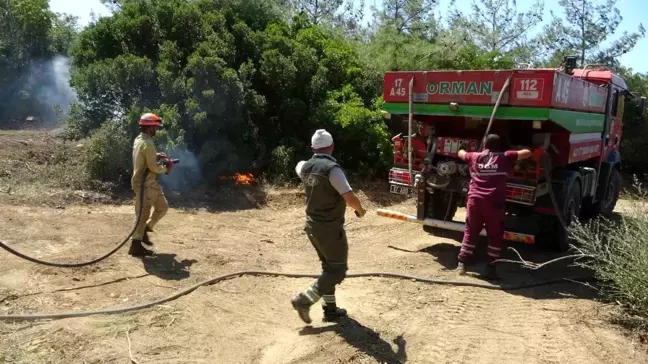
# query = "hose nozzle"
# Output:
<box><xmin>161</xmin><ymin>158</ymin><xmax>180</xmax><ymax>166</ymax></box>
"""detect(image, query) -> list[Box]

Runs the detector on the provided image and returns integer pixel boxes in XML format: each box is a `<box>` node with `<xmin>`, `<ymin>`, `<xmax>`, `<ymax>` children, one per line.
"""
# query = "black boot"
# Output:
<box><xmin>291</xmin><ymin>294</ymin><xmax>312</xmax><ymax>324</ymax></box>
<box><xmin>323</xmin><ymin>302</ymin><xmax>347</xmax><ymax>322</ymax></box>
<box><xmin>142</xmin><ymin>226</ymin><xmax>154</xmax><ymax>246</ymax></box>
<box><xmin>128</xmin><ymin>239</ymin><xmax>153</xmax><ymax>257</ymax></box>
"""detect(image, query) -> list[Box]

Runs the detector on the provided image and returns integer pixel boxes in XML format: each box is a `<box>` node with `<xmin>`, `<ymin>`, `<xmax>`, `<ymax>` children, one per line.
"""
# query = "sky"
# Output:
<box><xmin>49</xmin><ymin>0</ymin><xmax>647</xmax><ymax>73</ymax></box>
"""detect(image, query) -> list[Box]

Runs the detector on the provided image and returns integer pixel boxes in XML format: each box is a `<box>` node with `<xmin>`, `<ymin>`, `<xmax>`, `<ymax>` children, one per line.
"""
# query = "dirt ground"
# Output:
<box><xmin>0</xmin><ymin>130</ymin><xmax>647</xmax><ymax>363</ymax></box>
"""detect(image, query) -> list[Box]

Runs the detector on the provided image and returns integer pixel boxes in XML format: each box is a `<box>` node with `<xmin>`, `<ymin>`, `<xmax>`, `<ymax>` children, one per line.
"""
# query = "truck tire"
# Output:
<box><xmin>537</xmin><ymin>179</ymin><xmax>582</xmax><ymax>252</ymax></box>
<box><xmin>598</xmin><ymin>169</ymin><xmax>621</xmax><ymax>217</ymax></box>
<box><xmin>582</xmin><ymin>168</ymin><xmax>621</xmax><ymax>218</ymax></box>
<box><xmin>423</xmin><ymin>190</ymin><xmax>458</xmax><ymax>235</ymax></box>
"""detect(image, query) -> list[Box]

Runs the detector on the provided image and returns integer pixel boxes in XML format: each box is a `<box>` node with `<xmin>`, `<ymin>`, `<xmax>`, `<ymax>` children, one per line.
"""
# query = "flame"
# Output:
<box><xmin>220</xmin><ymin>172</ymin><xmax>255</xmax><ymax>185</ymax></box>
<box><xmin>235</xmin><ymin>173</ymin><xmax>254</xmax><ymax>185</ymax></box>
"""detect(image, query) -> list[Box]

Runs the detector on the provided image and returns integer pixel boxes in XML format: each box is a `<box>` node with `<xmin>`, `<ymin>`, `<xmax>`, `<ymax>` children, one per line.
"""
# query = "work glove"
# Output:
<box><xmin>354</xmin><ymin>208</ymin><xmax>367</xmax><ymax>218</ymax></box>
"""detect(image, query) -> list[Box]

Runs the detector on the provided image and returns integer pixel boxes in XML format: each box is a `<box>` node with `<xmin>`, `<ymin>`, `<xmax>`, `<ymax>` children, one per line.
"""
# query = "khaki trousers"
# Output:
<box><xmin>133</xmin><ymin>184</ymin><xmax>168</xmax><ymax>240</ymax></box>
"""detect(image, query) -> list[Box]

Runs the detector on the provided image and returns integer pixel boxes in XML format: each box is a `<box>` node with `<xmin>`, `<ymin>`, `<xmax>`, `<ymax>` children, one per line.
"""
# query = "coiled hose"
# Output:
<box><xmin>0</xmin><ymin>170</ymin><xmax>149</xmax><ymax>267</ymax></box>
<box><xmin>0</xmin><ymin>270</ymin><xmax>594</xmax><ymax>322</ymax></box>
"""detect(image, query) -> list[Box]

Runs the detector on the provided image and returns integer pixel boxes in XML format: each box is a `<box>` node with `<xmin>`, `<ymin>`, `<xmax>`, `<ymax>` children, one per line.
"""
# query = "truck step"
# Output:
<box><xmin>376</xmin><ymin>209</ymin><xmax>535</xmax><ymax>244</ymax></box>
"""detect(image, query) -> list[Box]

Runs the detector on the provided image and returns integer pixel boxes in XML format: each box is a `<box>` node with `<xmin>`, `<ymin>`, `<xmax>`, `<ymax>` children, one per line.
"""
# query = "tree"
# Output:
<box><xmin>374</xmin><ymin>0</ymin><xmax>438</xmax><ymax>38</ymax></box>
<box><xmin>449</xmin><ymin>0</ymin><xmax>543</xmax><ymax>62</ymax></box>
<box><xmin>291</xmin><ymin>0</ymin><xmax>343</xmax><ymax>24</ymax></box>
<box><xmin>285</xmin><ymin>0</ymin><xmax>365</xmax><ymax>37</ymax></box>
<box><xmin>49</xmin><ymin>13</ymin><xmax>80</xmax><ymax>55</ymax></box>
<box><xmin>540</xmin><ymin>0</ymin><xmax>645</xmax><ymax>67</ymax></box>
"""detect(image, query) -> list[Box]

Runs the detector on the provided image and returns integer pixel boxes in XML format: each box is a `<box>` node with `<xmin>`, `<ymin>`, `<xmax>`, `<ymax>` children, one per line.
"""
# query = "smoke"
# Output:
<box><xmin>25</xmin><ymin>55</ymin><xmax>78</xmax><ymax>124</ymax></box>
<box><xmin>158</xmin><ymin>146</ymin><xmax>203</xmax><ymax>193</ymax></box>
<box><xmin>0</xmin><ymin>55</ymin><xmax>78</xmax><ymax>125</ymax></box>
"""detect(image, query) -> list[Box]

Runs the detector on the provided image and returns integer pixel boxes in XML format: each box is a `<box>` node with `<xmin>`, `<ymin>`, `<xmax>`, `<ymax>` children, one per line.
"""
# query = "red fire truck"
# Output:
<box><xmin>379</xmin><ymin>58</ymin><xmax>646</xmax><ymax>251</ymax></box>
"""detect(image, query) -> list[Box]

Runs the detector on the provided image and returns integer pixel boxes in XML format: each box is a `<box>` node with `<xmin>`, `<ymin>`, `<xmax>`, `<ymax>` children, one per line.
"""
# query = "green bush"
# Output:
<box><xmin>570</xmin><ymin>184</ymin><xmax>648</xmax><ymax>329</ymax></box>
<box><xmin>84</xmin><ymin>122</ymin><xmax>132</xmax><ymax>185</ymax></box>
<box><xmin>268</xmin><ymin>145</ymin><xmax>297</xmax><ymax>183</ymax></box>
<box><xmin>312</xmin><ymin>87</ymin><xmax>392</xmax><ymax>179</ymax></box>
<box><xmin>61</xmin><ymin>104</ymin><xmax>95</xmax><ymax>140</ymax></box>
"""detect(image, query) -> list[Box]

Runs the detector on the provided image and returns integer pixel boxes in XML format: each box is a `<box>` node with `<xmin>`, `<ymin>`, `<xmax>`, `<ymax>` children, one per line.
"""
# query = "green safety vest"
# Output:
<box><xmin>300</xmin><ymin>155</ymin><xmax>346</xmax><ymax>223</ymax></box>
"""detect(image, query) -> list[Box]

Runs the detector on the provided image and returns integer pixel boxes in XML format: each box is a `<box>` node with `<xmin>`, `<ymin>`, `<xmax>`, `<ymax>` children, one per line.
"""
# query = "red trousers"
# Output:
<box><xmin>458</xmin><ymin>198</ymin><xmax>506</xmax><ymax>265</ymax></box>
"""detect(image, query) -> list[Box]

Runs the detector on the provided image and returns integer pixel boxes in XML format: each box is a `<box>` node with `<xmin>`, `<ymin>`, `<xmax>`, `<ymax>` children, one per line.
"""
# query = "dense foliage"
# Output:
<box><xmin>66</xmin><ymin>0</ymin><xmax>390</xmax><ymax>183</ymax></box>
<box><xmin>2</xmin><ymin>0</ymin><xmax>648</xmax><ymax>182</ymax></box>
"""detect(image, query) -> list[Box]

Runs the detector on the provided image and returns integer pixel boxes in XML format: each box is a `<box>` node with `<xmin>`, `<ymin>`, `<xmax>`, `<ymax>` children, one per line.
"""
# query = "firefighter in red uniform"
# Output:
<box><xmin>456</xmin><ymin>134</ymin><xmax>538</xmax><ymax>280</ymax></box>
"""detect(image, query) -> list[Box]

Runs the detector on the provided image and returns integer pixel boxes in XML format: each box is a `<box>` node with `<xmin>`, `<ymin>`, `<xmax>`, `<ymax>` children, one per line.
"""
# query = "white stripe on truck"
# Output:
<box><xmin>569</xmin><ymin>132</ymin><xmax>602</xmax><ymax>143</ymax></box>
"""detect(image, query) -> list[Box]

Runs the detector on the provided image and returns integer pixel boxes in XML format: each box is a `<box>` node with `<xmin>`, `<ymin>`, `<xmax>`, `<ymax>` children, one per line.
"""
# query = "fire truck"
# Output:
<box><xmin>379</xmin><ymin>57</ymin><xmax>646</xmax><ymax>252</ymax></box>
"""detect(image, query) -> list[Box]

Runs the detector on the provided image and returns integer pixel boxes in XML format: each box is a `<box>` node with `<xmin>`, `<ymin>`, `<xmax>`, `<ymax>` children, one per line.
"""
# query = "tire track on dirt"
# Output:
<box><xmin>424</xmin><ymin>286</ymin><xmax>566</xmax><ymax>364</ymax></box>
<box><xmin>452</xmin><ymin>286</ymin><xmax>497</xmax><ymax>364</ymax></box>
<box><xmin>423</xmin><ymin>285</ymin><xmax>481</xmax><ymax>364</ymax></box>
<box><xmin>478</xmin><ymin>293</ymin><xmax>562</xmax><ymax>364</ymax></box>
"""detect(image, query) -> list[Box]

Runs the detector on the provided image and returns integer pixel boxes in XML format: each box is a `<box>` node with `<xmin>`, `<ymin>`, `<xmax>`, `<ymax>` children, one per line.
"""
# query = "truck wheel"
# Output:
<box><xmin>582</xmin><ymin>168</ymin><xmax>621</xmax><ymax>218</ymax></box>
<box><xmin>538</xmin><ymin>180</ymin><xmax>581</xmax><ymax>252</ymax></box>
<box><xmin>598</xmin><ymin>169</ymin><xmax>621</xmax><ymax>217</ymax></box>
<box><xmin>423</xmin><ymin>190</ymin><xmax>458</xmax><ymax>235</ymax></box>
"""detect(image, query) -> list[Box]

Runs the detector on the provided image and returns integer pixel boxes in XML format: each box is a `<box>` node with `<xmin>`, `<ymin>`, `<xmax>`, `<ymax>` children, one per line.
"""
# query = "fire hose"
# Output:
<box><xmin>0</xmin><ymin>158</ymin><xmax>179</xmax><ymax>267</ymax></box>
<box><xmin>0</xmin><ymin>271</ymin><xmax>595</xmax><ymax>322</ymax></box>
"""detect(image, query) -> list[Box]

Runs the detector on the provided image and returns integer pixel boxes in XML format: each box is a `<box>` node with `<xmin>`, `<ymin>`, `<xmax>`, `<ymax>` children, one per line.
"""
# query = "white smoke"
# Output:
<box><xmin>158</xmin><ymin>146</ymin><xmax>203</xmax><ymax>193</ymax></box>
<box><xmin>25</xmin><ymin>55</ymin><xmax>78</xmax><ymax>124</ymax></box>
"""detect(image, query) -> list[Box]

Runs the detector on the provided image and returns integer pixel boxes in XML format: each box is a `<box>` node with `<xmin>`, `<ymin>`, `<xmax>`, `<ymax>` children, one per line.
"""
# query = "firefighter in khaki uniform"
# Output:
<box><xmin>129</xmin><ymin>113</ymin><xmax>173</xmax><ymax>257</ymax></box>
<box><xmin>291</xmin><ymin>129</ymin><xmax>367</xmax><ymax>324</ymax></box>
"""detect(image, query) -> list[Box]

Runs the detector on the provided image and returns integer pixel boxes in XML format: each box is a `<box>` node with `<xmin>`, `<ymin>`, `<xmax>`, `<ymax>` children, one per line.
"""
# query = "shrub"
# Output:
<box><xmin>314</xmin><ymin>87</ymin><xmax>392</xmax><ymax>179</ymax></box>
<box><xmin>84</xmin><ymin>122</ymin><xmax>132</xmax><ymax>185</ymax></box>
<box><xmin>570</xmin><ymin>182</ymin><xmax>648</xmax><ymax>329</ymax></box>
<box><xmin>268</xmin><ymin>145</ymin><xmax>297</xmax><ymax>183</ymax></box>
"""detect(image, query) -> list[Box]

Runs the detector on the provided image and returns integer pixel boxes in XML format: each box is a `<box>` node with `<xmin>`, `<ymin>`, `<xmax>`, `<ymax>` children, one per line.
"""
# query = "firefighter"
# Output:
<box><xmin>456</xmin><ymin>134</ymin><xmax>538</xmax><ymax>280</ymax></box>
<box><xmin>291</xmin><ymin>129</ymin><xmax>367</xmax><ymax>324</ymax></box>
<box><xmin>129</xmin><ymin>113</ymin><xmax>173</xmax><ymax>257</ymax></box>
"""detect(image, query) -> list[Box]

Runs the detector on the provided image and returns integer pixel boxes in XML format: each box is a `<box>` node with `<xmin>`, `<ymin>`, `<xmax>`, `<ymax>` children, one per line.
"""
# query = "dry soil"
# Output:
<box><xmin>0</xmin><ymin>130</ymin><xmax>646</xmax><ymax>363</ymax></box>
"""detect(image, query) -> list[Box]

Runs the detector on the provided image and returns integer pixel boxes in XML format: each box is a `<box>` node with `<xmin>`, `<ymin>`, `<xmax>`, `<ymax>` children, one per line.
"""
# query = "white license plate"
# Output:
<box><xmin>390</xmin><ymin>185</ymin><xmax>412</xmax><ymax>195</ymax></box>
